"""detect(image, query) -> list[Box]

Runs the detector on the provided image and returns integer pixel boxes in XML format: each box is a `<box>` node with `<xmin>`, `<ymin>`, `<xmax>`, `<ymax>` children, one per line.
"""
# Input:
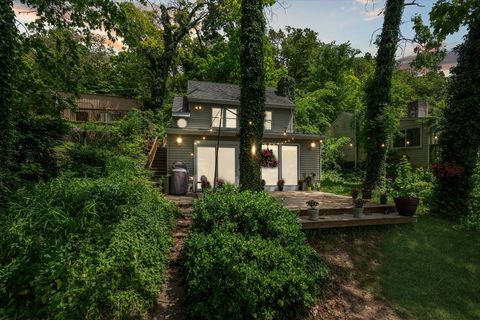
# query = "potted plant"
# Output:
<box><xmin>305</xmin><ymin>175</ymin><xmax>313</xmax><ymax>191</ymax></box>
<box><xmin>352</xmin><ymin>198</ymin><xmax>366</xmax><ymax>218</ymax></box>
<box><xmin>351</xmin><ymin>188</ymin><xmax>360</xmax><ymax>201</ymax></box>
<box><xmin>261</xmin><ymin>179</ymin><xmax>266</xmax><ymax>190</ymax></box>
<box><xmin>277</xmin><ymin>179</ymin><xmax>285</xmax><ymax>191</ymax></box>
<box><xmin>298</xmin><ymin>178</ymin><xmax>304</xmax><ymax>191</ymax></box>
<box><xmin>362</xmin><ymin>188</ymin><xmax>372</xmax><ymax>199</ymax></box>
<box><xmin>306</xmin><ymin>200</ymin><xmax>320</xmax><ymax>221</ymax></box>
<box><xmin>390</xmin><ymin>157</ymin><xmax>420</xmax><ymax>216</ymax></box>
<box><xmin>379</xmin><ymin>192</ymin><xmax>388</xmax><ymax>205</ymax></box>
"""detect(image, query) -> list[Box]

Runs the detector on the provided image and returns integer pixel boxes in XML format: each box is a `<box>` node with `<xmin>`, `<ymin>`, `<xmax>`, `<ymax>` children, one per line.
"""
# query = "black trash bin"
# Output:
<box><xmin>170</xmin><ymin>161</ymin><xmax>189</xmax><ymax>195</ymax></box>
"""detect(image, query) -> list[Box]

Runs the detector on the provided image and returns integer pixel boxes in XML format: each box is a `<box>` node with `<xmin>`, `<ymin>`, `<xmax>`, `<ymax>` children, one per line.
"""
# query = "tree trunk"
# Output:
<box><xmin>148</xmin><ymin>48</ymin><xmax>175</xmax><ymax>110</ymax></box>
<box><xmin>0</xmin><ymin>0</ymin><xmax>15</xmax><ymax>172</ymax></box>
<box><xmin>239</xmin><ymin>0</ymin><xmax>265</xmax><ymax>191</ymax></box>
<box><xmin>363</xmin><ymin>0</ymin><xmax>404</xmax><ymax>189</ymax></box>
<box><xmin>433</xmin><ymin>15</ymin><xmax>480</xmax><ymax>220</ymax></box>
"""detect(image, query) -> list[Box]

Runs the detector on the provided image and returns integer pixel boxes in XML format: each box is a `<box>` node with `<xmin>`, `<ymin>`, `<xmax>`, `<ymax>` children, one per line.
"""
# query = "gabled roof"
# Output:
<box><xmin>186</xmin><ymin>80</ymin><xmax>295</xmax><ymax>108</ymax></box>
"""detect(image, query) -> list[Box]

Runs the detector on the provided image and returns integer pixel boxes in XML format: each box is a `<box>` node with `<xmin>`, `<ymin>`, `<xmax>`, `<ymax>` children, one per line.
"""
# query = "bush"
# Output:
<box><xmin>66</xmin><ymin>144</ymin><xmax>112</xmax><ymax>178</ymax></box>
<box><xmin>0</xmin><ymin>175</ymin><xmax>177</xmax><ymax>319</ymax></box>
<box><xmin>184</xmin><ymin>187</ymin><xmax>329</xmax><ymax>319</ymax></box>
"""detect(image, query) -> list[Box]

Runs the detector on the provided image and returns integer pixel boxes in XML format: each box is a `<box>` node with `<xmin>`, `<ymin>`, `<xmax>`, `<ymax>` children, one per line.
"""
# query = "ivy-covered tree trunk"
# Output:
<box><xmin>239</xmin><ymin>0</ymin><xmax>265</xmax><ymax>191</ymax></box>
<box><xmin>363</xmin><ymin>0</ymin><xmax>404</xmax><ymax>190</ymax></box>
<box><xmin>433</xmin><ymin>16</ymin><xmax>480</xmax><ymax>220</ymax></box>
<box><xmin>0</xmin><ymin>0</ymin><xmax>15</xmax><ymax>172</ymax></box>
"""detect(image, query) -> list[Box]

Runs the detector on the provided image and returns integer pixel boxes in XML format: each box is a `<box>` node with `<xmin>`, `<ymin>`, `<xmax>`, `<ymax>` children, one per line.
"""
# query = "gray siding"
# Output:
<box><xmin>173</xmin><ymin>103</ymin><xmax>294</xmax><ymax>133</ymax></box>
<box><xmin>167</xmin><ymin>135</ymin><xmax>320</xmax><ymax>186</ymax></box>
<box><xmin>167</xmin><ymin>134</ymin><xmax>195</xmax><ymax>173</ymax></box>
<box><xmin>269</xmin><ymin>108</ymin><xmax>293</xmax><ymax>133</ymax></box>
<box><xmin>299</xmin><ymin>141</ymin><xmax>321</xmax><ymax>180</ymax></box>
<box><xmin>394</xmin><ymin>119</ymin><xmax>430</xmax><ymax>168</ymax></box>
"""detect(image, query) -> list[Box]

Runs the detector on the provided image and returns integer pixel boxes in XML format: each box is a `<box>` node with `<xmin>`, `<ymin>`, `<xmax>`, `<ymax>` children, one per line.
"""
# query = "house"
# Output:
<box><xmin>165</xmin><ymin>80</ymin><xmax>323</xmax><ymax>191</ymax></box>
<box><xmin>331</xmin><ymin>100</ymin><xmax>437</xmax><ymax>168</ymax></box>
<box><xmin>61</xmin><ymin>93</ymin><xmax>143</xmax><ymax>123</ymax></box>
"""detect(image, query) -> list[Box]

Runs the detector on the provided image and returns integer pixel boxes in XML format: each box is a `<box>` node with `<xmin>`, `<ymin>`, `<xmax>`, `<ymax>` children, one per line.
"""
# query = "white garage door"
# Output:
<box><xmin>261</xmin><ymin>145</ymin><xmax>279</xmax><ymax>185</ymax></box>
<box><xmin>281</xmin><ymin>145</ymin><xmax>298</xmax><ymax>185</ymax></box>
<box><xmin>196</xmin><ymin>146</ymin><xmax>236</xmax><ymax>186</ymax></box>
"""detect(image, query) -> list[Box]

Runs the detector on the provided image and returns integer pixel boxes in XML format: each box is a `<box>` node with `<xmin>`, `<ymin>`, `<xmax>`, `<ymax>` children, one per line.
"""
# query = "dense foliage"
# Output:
<box><xmin>184</xmin><ymin>187</ymin><xmax>329</xmax><ymax>319</ymax></box>
<box><xmin>432</xmin><ymin>14</ymin><xmax>480</xmax><ymax>221</ymax></box>
<box><xmin>239</xmin><ymin>0</ymin><xmax>266</xmax><ymax>191</ymax></box>
<box><xmin>0</xmin><ymin>112</ymin><xmax>176</xmax><ymax>319</ymax></box>
<box><xmin>0</xmin><ymin>173</ymin><xmax>176</xmax><ymax>319</ymax></box>
<box><xmin>363</xmin><ymin>0</ymin><xmax>405</xmax><ymax>190</ymax></box>
<box><xmin>0</xmin><ymin>0</ymin><xmax>16</xmax><ymax>203</ymax></box>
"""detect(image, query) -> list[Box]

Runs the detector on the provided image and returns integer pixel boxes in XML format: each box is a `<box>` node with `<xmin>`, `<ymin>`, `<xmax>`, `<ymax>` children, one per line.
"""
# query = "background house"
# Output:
<box><xmin>331</xmin><ymin>100</ymin><xmax>436</xmax><ymax>168</ymax></box>
<box><xmin>61</xmin><ymin>93</ymin><xmax>143</xmax><ymax>122</ymax></box>
<box><xmin>163</xmin><ymin>80</ymin><xmax>323</xmax><ymax>191</ymax></box>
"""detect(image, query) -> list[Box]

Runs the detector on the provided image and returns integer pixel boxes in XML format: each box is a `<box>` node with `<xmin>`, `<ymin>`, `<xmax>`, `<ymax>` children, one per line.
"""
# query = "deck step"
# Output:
<box><xmin>300</xmin><ymin>213</ymin><xmax>416</xmax><ymax>229</ymax></box>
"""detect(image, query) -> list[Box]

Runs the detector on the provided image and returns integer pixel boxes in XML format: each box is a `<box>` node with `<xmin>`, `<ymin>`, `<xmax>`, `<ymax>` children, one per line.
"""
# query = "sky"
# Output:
<box><xmin>267</xmin><ymin>0</ymin><xmax>467</xmax><ymax>58</ymax></box>
<box><xmin>14</xmin><ymin>0</ymin><xmax>468</xmax><ymax>58</ymax></box>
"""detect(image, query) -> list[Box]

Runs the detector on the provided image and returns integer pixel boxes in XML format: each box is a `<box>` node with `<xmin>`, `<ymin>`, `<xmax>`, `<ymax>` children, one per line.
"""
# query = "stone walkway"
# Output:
<box><xmin>152</xmin><ymin>195</ymin><xmax>195</xmax><ymax>320</ymax></box>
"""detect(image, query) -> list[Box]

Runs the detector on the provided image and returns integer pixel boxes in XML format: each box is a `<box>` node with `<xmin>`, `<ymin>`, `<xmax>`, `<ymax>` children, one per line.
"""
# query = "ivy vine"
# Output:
<box><xmin>239</xmin><ymin>0</ymin><xmax>266</xmax><ymax>191</ymax></box>
<box><xmin>432</xmin><ymin>15</ymin><xmax>480</xmax><ymax>220</ymax></box>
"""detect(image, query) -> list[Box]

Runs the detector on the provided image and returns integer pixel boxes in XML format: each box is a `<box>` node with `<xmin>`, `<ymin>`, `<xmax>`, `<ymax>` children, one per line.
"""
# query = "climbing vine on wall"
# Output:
<box><xmin>239</xmin><ymin>0</ymin><xmax>266</xmax><ymax>191</ymax></box>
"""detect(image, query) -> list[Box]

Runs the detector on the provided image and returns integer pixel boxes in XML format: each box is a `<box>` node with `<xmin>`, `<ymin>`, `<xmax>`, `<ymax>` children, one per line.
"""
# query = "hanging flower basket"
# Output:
<box><xmin>261</xmin><ymin>148</ymin><xmax>278</xmax><ymax>168</ymax></box>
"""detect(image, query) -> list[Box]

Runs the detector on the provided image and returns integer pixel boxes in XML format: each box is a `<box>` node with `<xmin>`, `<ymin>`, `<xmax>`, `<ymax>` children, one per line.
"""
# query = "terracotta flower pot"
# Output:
<box><xmin>394</xmin><ymin>197</ymin><xmax>419</xmax><ymax>216</ymax></box>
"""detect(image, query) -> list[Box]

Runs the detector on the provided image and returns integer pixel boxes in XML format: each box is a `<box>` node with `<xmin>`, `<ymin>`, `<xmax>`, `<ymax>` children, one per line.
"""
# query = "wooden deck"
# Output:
<box><xmin>165</xmin><ymin>191</ymin><xmax>417</xmax><ymax>229</ymax></box>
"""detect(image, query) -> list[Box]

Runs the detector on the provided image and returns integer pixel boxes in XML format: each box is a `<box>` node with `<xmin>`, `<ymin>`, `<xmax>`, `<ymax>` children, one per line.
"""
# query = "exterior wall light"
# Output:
<box><xmin>310</xmin><ymin>142</ymin><xmax>316</xmax><ymax>150</ymax></box>
<box><xmin>251</xmin><ymin>143</ymin><xmax>256</xmax><ymax>156</ymax></box>
<box><xmin>349</xmin><ymin>143</ymin><xmax>353</xmax><ymax>147</ymax></box>
<box><xmin>202</xmin><ymin>136</ymin><xmax>206</xmax><ymax>140</ymax></box>
<box><xmin>194</xmin><ymin>105</ymin><xmax>203</xmax><ymax>110</ymax></box>
<box><xmin>381</xmin><ymin>143</ymin><xmax>385</xmax><ymax>148</ymax></box>
<box><xmin>176</xmin><ymin>136</ymin><xmax>183</xmax><ymax>145</ymax></box>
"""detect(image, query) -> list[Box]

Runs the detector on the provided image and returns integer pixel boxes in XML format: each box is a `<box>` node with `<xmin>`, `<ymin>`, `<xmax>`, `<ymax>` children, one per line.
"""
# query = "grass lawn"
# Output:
<box><xmin>380</xmin><ymin>215</ymin><xmax>480</xmax><ymax>320</ymax></box>
<box><xmin>309</xmin><ymin>215</ymin><xmax>480</xmax><ymax>319</ymax></box>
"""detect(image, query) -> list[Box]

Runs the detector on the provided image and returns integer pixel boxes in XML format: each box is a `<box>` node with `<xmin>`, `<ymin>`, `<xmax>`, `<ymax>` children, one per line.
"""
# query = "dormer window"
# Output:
<box><xmin>211</xmin><ymin>107</ymin><xmax>237</xmax><ymax>129</ymax></box>
<box><xmin>264</xmin><ymin>111</ymin><xmax>272</xmax><ymax>130</ymax></box>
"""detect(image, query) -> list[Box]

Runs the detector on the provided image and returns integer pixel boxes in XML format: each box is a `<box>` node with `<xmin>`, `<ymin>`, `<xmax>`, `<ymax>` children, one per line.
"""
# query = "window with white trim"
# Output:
<box><xmin>211</xmin><ymin>107</ymin><xmax>237</xmax><ymax>128</ymax></box>
<box><xmin>225</xmin><ymin>108</ymin><xmax>237</xmax><ymax>128</ymax></box>
<box><xmin>394</xmin><ymin>127</ymin><xmax>421</xmax><ymax>148</ymax></box>
<box><xmin>264</xmin><ymin>111</ymin><xmax>272</xmax><ymax>130</ymax></box>
<box><xmin>212</xmin><ymin>107</ymin><xmax>222</xmax><ymax>127</ymax></box>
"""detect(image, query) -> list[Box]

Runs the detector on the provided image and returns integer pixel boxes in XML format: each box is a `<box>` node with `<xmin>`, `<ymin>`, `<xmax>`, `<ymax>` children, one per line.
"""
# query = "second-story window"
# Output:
<box><xmin>225</xmin><ymin>108</ymin><xmax>237</xmax><ymax>128</ymax></box>
<box><xmin>211</xmin><ymin>107</ymin><xmax>237</xmax><ymax>129</ymax></box>
<box><xmin>264</xmin><ymin>111</ymin><xmax>272</xmax><ymax>130</ymax></box>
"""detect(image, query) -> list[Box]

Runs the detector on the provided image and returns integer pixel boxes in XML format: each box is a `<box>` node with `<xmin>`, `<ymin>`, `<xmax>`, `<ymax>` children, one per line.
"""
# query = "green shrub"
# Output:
<box><xmin>66</xmin><ymin>144</ymin><xmax>112</xmax><ymax>178</ymax></box>
<box><xmin>0</xmin><ymin>175</ymin><xmax>176</xmax><ymax>319</ymax></box>
<box><xmin>185</xmin><ymin>187</ymin><xmax>329</xmax><ymax>319</ymax></box>
<box><xmin>191</xmin><ymin>186</ymin><xmax>305</xmax><ymax>245</ymax></box>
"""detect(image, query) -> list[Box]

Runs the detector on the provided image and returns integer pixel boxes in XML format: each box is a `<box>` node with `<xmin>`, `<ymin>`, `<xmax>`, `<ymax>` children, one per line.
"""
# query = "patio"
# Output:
<box><xmin>166</xmin><ymin>191</ymin><xmax>416</xmax><ymax>229</ymax></box>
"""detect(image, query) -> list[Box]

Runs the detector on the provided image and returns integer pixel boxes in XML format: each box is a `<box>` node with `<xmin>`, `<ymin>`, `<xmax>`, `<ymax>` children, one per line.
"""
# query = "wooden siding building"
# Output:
<box><xmin>61</xmin><ymin>93</ymin><xmax>143</xmax><ymax>122</ymax></box>
<box><xmin>166</xmin><ymin>81</ymin><xmax>323</xmax><ymax>191</ymax></box>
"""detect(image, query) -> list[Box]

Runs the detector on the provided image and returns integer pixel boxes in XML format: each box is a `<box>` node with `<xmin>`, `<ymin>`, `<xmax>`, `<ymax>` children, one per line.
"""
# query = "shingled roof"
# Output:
<box><xmin>186</xmin><ymin>80</ymin><xmax>295</xmax><ymax>108</ymax></box>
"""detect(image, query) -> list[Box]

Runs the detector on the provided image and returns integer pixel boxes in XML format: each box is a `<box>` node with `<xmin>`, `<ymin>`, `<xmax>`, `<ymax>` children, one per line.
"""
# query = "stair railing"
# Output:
<box><xmin>146</xmin><ymin>136</ymin><xmax>159</xmax><ymax>169</ymax></box>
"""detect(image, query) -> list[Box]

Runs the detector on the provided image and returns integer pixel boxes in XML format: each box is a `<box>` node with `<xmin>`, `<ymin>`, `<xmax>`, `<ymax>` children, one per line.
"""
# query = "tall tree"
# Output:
<box><xmin>0</xmin><ymin>0</ymin><xmax>16</xmax><ymax>174</ymax></box>
<box><xmin>429</xmin><ymin>1</ymin><xmax>480</xmax><ymax>220</ymax></box>
<box><xmin>363</xmin><ymin>0</ymin><xmax>405</xmax><ymax>190</ymax></box>
<box><xmin>239</xmin><ymin>0</ymin><xmax>265</xmax><ymax>191</ymax></box>
<box><xmin>118</xmin><ymin>1</ymin><xmax>211</xmax><ymax>109</ymax></box>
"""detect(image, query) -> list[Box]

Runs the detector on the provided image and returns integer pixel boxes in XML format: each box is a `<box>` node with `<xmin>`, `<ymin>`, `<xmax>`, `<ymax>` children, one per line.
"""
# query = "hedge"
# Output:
<box><xmin>0</xmin><ymin>175</ymin><xmax>176</xmax><ymax>319</ymax></box>
<box><xmin>184</xmin><ymin>187</ymin><xmax>329</xmax><ymax>319</ymax></box>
